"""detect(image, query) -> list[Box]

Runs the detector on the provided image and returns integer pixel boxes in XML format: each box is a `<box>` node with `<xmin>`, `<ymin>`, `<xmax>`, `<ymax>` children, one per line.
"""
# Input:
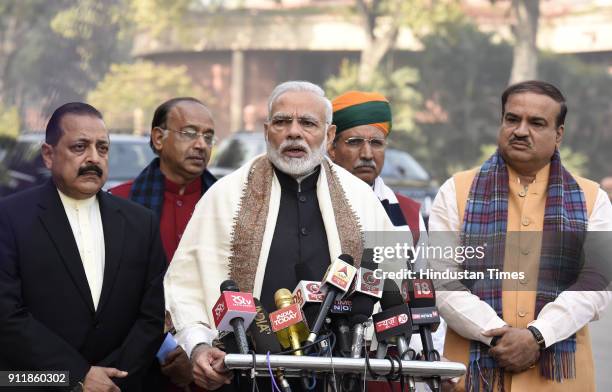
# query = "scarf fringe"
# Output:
<box><xmin>540</xmin><ymin>349</ymin><xmax>576</xmax><ymax>382</ymax></box>
<box><xmin>466</xmin><ymin>357</ymin><xmax>506</xmax><ymax>392</ymax></box>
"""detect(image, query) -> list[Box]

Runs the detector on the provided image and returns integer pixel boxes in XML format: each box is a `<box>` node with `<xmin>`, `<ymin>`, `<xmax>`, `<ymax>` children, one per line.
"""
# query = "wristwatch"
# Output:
<box><xmin>527</xmin><ymin>326</ymin><xmax>546</xmax><ymax>349</ymax></box>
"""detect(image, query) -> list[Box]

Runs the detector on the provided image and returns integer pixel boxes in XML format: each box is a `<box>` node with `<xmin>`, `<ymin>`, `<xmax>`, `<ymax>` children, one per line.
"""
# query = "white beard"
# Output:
<box><xmin>266</xmin><ymin>134</ymin><xmax>327</xmax><ymax>178</ymax></box>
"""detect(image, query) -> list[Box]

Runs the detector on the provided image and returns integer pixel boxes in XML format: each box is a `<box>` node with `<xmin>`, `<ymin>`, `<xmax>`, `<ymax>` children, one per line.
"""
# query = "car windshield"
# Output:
<box><xmin>381</xmin><ymin>149</ymin><xmax>430</xmax><ymax>182</ymax></box>
<box><xmin>213</xmin><ymin>133</ymin><xmax>266</xmax><ymax>169</ymax></box>
<box><xmin>107</xmin><ymin>140</ymin><xmax>155</xmax><ymax>180</ymax></box>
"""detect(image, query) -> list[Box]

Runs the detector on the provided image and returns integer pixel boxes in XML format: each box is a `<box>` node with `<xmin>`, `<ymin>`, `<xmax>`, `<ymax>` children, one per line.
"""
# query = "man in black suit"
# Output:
<box><xmin>0</xmin><ymin>102</ymin><xmax>166</xmax><ymax>391</ymax></box>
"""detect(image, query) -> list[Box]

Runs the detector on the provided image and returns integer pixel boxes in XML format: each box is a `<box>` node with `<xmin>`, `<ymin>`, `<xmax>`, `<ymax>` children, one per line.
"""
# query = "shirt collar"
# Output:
<box><xmin>273</xmin><ymin>165</ymin><xmax>321</xmax><ymax>192</ymax></box>
<box><xmin>164</xmin><ymin>176</ymin><xmax>202</xmax><ymax>195</ymax></box>
<box><xmin>57</xmin><ymin>188</ymin><xmax>97</xmax><ymax>210</ymax></box>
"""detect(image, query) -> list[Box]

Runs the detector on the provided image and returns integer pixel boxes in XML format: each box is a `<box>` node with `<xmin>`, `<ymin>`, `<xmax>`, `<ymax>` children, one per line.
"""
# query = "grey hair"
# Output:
<box><xmin>267</xmin><ymin>80</ymin><xmax>333</xmax><ymax>125</ymax></box>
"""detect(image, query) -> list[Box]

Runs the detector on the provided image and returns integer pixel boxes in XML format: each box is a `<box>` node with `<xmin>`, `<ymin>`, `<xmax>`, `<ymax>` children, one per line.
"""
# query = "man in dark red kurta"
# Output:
<box><xmin>110</xmin><ymin>97</ymin><xmax>216</xmax><ymax>391</ymax></box>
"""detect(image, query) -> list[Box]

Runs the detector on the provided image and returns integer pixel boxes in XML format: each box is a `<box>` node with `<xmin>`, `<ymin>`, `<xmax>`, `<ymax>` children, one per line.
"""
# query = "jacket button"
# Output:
<box><xmin>518</xmin><ymin>311</ymin><xmax>527</xmax><ymax>317</ymax></box>
<box><xmin>521</xmin><ymin>218</ymin><xmax>531</xmax><ymax>226</ymax></box>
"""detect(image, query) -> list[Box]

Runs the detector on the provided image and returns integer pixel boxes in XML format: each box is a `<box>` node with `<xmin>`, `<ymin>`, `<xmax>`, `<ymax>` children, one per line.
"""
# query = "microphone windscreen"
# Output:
<box><xmin>380</xmin><ymin>281</ymin><xmax>404</xmax><ymax>310</ymax></box>
<box><xmin>348</xmin><ymin>294</ymin><xmax>376</xmax><ymax>326</ymax></box>
<box><xmin>220</xmin><ymin>279</ymin><xmax>239</xmax><ymax>292</ymax></box>
<box><xmin>338</xmin><ymin>254</ymin><xmax>355</xmax><ymax>265</ymax></box>
<box><xmin>248</xmin><ymin>298</ymin><xmax>282</xmax><ymax>353</ymax></box>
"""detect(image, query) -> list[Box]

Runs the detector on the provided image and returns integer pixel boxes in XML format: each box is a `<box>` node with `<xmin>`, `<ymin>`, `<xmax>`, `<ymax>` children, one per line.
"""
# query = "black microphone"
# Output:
<box><xmin>374</xmin><ymin>281</ymin><xmax>412</xmax><ymax>359</ymax></box>
<box><xmin>248</xmin><ymin>298</ymin><xmax>292</xmax><ymax>392</ymax></box>
<box><xmin>404</xmin><ymin>279</ymin><xmax>440</xmax><ymax>360</ymax></box>
<box><xmin>404</xmin><ymin>279</ymin><xmax>441</xmax><ymax>392</ymax></box>
<box><xmin>306</xmin><ymin>254</ymin><xmax>357</xmax><ymax>344</ymax></box>
<box><xmin>213</xmin><ymin>280</ymin><xmax>257</xmax><ymax>354</ymax></box>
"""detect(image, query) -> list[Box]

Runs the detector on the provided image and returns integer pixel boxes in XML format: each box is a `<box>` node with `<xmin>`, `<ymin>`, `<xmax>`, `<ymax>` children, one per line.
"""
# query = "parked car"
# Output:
<box><xmin>0</xmin><ymin>133</ymin><xmax>155</xmax><ymax>197</ymax></box>
<box><xmin>209</xmin><ymin>131</ymin><xmax>438</xmax><ymax>218</ymax></box>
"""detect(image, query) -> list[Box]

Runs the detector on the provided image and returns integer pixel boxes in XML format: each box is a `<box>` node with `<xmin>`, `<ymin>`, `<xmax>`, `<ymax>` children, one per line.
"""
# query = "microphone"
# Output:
<box><xmin>306</xmin><ymin>254</ymin><xmax>357</xmax><ymax>344</ymax></box>
<box><xmin>343</xmin><ymin>294</ymin><xmax>377</xmax><ymax>392</ymax></box>
<box><xmin>248</xmin><ymin>298</ymin><xmax>292</xmax><ymax>392</ymax></box>
<box><xmin>212</xmin><ymin>280</ymin><xmax>257</xmax><ymax>354</ymax></box>
<box><xmin>404</xmin><ymin>279</ymin><xmax>440</xmax><ymax>360</ymax></box>
<box><xmin>270</xmin><ymin>288</ymin><xmax>310</xmax><ymax>355</ymax></box>
<box><xmin>348</xmin><ymin>294</ymin><xmax>377</xmax><ymax>358</ymax></box>
<box><xmin>373</xmin><ymin>281</ymin><xmax>413</xmax><ymax>359</ymax></box>
<box><xmin>405</xmin><ymin>279</ymin><xmax>441</xmax><ymax>392</ymax></box>
<box><xmin>348</xmin><ymin>261</ymin><xmax>384</xmax><ymax>299</ymax></box>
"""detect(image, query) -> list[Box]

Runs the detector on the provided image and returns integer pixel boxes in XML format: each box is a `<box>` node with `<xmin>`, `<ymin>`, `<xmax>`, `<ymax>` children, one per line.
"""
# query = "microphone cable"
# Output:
<box><xmin>249</xmin><ymin>350</ymin><xmax>260</xmax><ymax>392</ymax></box>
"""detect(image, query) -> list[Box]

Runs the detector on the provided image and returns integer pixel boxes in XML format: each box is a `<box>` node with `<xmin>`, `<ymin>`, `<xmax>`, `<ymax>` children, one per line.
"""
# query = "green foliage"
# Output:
<box><xmin>87</xmin><ymin>61</ymin><xmax>205</xmax><ymax>132</ymax></box>
<box><xmin>0</xmin><ymin>104</ymin><xmax>20</xmax><ymax>138</ymax></box>
<box><xmin>325</xmin><ymin>60</ymin><xmax>422</xmax><ymax>135</ymax></box>
<box><xmin>538</xmin><ymin>53</ymin><xmax>612</xmax><ymax>180</ymax></box>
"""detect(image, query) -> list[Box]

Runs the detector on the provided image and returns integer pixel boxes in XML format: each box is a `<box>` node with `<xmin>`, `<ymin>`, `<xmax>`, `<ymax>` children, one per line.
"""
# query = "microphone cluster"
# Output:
<box><xmin>212</xmin><ymin>254</ymin><xmax>443</xmax><ymax>392</ymax></box>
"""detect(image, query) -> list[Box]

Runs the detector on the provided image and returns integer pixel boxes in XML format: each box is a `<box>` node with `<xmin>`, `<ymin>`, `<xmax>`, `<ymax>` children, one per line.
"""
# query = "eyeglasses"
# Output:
<box><xmin>343</xmin><ymin>136</ymin><xmax>387</xmax><ymax>150</ymax></box>
<box><xmin>267</xmin><ymin>114</ymin><xmax>325</xmax><ymax>134</ymax></box>
<box><xmin>162</xmin><ymin>126</ymin><xmax>216</xmax><ymax>146</ymax></box>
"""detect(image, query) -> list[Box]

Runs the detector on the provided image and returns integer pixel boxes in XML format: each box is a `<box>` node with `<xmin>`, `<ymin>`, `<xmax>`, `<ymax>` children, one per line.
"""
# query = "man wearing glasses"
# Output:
<box><xmin>328</xmin><ymin>91</ymin><xmax>425</xmax><ymax>239</ymax></box>
<box><xmin>110</xmin><ymin>97</ymin><xmax>216</xmax><ymax>391</ymax></box>
<box><xmin>164</xmin><ymin>81</ymin><xmax>401</xmax><ymax>391</ymax></box>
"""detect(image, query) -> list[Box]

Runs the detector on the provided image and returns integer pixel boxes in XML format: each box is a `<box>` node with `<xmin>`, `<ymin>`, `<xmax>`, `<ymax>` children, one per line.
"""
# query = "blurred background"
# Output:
<box><xmin>0</xmin><ymin>0</ymin><xmax>611</xmax><ymax>387</ymax></box>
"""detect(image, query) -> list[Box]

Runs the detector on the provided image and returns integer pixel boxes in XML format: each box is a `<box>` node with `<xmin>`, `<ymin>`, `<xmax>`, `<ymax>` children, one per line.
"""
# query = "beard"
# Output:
<box><xmin>266</xmin><ymin>134</ymin><xmax>327</xmax><ymax>178</ymax></box>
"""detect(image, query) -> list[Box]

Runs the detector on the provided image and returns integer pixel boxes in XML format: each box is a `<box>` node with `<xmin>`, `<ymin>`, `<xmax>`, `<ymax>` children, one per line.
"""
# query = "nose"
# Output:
<box><xmin>360</xmin><ymin>141</ymin><xmax>374</xmax><ymax>160</ymax></box>
<box><xmin>86</xmin><ymin>145</ymin><xmax>101</xmax><ymax>164</ymax></box>
<box><xmin>286</xmin><ymin>118</ymin><xmax>303</xmax><ymax>139</ymax></box>
<box><xmin>514</xmin><ymin>119</ymin><xmax>529</xmax><ymax>137</ymax></box>
<box><xmin>193</xmin><ymin>134</ymin><xmax>207</xmax><ymax>150</ymax></box>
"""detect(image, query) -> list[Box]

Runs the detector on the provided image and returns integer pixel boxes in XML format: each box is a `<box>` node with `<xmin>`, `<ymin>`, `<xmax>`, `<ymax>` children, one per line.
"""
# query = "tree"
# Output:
<box><xmin>87</xmin><ymin>61</ymin><xmax>206</xmax><ymax>133</ymax></box>
<box><xmin>353</xmin><ymin>0</ymin><xmax>462</xmax><ymax>85</ymax></box>
<box><xmin>491</xmin><ymin>0</ymin><xmax>541</xmax><ymax>84</ymax></box>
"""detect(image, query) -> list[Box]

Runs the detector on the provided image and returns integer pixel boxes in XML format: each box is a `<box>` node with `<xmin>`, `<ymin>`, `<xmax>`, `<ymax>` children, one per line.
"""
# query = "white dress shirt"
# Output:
<box><xmin>58</xmin><ymin>189</ymin><xmax>105</xmax><ymax>309</ymax></box>
<box><xmin>429</xmin><ymin>177</ymin><xmax>612</xmax><ymax>348</ymax></box>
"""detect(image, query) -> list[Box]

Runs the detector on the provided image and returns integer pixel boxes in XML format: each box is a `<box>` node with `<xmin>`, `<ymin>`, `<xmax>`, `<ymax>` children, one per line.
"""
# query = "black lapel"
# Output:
<box><xmin>96</xmin><ymin>191</ymin><xmax>125</xmax><ymax>316</ymax></box>
<box><xmin>37</xmin><ymin>180</ymin><xmax>95</xmax><ymax>313</ymax></box>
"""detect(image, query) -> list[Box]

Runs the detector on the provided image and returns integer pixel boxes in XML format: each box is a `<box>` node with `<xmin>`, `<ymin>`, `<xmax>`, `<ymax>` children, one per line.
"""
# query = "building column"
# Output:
<box><xmin>230</xmin><ymin>49</ymin><xmax>245</xmax><ymax>133</ymax></box>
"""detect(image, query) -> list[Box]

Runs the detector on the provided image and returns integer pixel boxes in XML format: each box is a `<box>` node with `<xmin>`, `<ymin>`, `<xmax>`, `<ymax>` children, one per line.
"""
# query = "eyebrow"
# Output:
<box><xmin>183</xmin><ymin>124</ymin><xmax>215</xmax><ymax>133</ymax></box>
<box><xmin>271</xmin><ymin>113</ymin><xmax>320</xmax><ymax>121</ymax></box>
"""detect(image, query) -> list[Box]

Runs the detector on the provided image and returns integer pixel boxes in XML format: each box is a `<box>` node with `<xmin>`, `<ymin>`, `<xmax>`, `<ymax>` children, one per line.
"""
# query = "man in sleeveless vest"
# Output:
<box><xmin>163</xmin><ymin>81</ymin><xmax>406</xmax><ymax>391</ymax></box>
<box><xmin>428</xmin><ymin>80</ymin><xmax>612</xmax><ymax>391</ymax></box>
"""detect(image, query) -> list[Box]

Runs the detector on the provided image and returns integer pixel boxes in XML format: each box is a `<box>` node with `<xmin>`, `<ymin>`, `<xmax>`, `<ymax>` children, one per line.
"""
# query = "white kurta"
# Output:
<box><xmin>57</xmin><ymin>189</ymin><xmax>105</xmax><ymax>309</ymax></box>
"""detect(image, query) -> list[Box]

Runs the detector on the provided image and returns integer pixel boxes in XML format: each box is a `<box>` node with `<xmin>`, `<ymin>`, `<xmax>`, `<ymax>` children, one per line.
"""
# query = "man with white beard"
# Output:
<box><xmin>163</xmin><ymin>81</ymin><xmax>403</xmax><ymax>391</ymax></box>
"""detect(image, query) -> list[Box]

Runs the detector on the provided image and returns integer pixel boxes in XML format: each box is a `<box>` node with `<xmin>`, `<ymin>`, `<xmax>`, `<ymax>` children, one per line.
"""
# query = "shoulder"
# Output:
<box><xmin>452</xmin><ymin>167</ymin><xmax>479</xmax><ymax>187</ymax></box>
<box><xmin>100</xmin><ymin>191</ymin><xmax>155</xmax><ymax>220</ymax></box>
<box><xmin>395</xmin><ymin>193</ymin><xmax>420</xmax><ymax>209</ymax></box>
<box><xmin>571</xmin><ymin>173</ymin><xmax>600</xmax><ymax>215</ymax></box>
<box><xmin>107</xmin><ymin>180</ymin><xmax>134</xmax><ymax>198</ymax></box>
<box><xmin>0</xmin><ymin>183</ymin><xmax>48</xmax><ymax>211</ymax></box>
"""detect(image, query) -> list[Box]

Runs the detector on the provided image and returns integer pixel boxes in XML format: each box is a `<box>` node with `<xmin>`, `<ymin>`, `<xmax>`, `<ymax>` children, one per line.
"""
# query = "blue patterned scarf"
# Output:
<box><xmin>129</xmin><ymin>157</ymin><xmax>216</xmax><ymax>217</ymax></box>
<box><xmin>462</xmin><ymin>149</ymin><xmax>587</xmax><ymax>391</ymax></box>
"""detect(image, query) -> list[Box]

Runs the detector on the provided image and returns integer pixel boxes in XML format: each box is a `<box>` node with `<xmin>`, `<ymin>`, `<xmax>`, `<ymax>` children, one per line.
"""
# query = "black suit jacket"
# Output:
<box><xmin>0</xmin><ymin>180</ymin><xmax>166</xmax><ymax>391</ymax></box>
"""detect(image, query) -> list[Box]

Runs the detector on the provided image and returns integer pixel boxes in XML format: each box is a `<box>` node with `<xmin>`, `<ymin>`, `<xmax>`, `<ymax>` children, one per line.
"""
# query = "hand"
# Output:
<box><xmin>439</xmin><ymin>357</ymin><xmax>461</xmax><ymax>392</ymax></box>
<box><xmin>191</xmin><ymin>344</ymin><xmax>233</xmax><ymax>390</ymax></box>
<box><xmin>82</xmin><ymin>366</ymin><xmax>128</xmax><ymax>392</ymax></box>
<box><xmin>483</xmin><ymin>326</ymin><xmax>540</xmax><ymax>372</ymax></box>
<box><xmin>161</xmin><ymin>346</ymin><xmax>193</xmax><ymax>388</ymax></box>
